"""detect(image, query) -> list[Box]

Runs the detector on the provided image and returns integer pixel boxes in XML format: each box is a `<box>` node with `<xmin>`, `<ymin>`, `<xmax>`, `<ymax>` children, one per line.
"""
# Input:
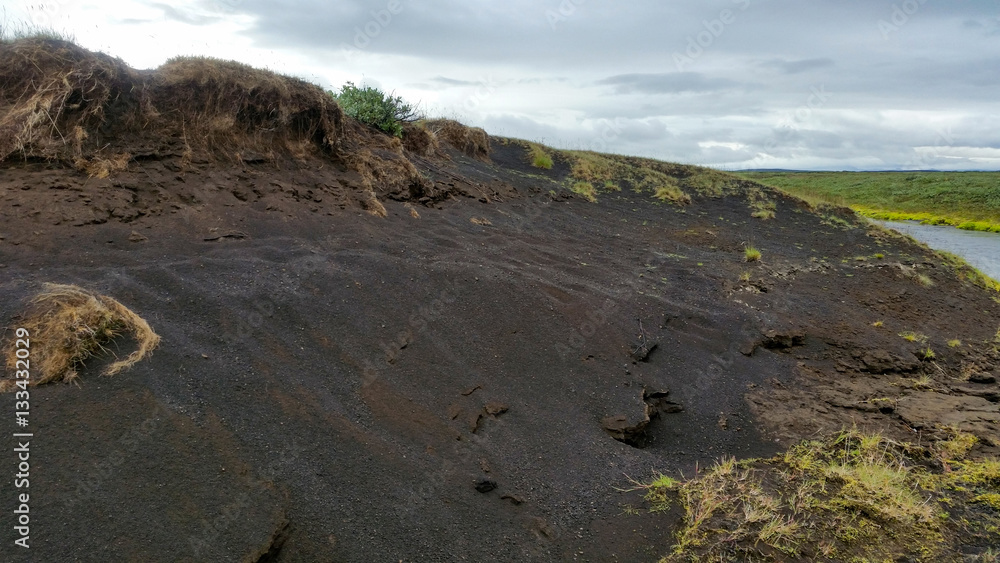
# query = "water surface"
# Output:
<box><xmin>877</xmin><ymin>220</ymin><xmax>1000</xmax><ymax>281</ymax></box>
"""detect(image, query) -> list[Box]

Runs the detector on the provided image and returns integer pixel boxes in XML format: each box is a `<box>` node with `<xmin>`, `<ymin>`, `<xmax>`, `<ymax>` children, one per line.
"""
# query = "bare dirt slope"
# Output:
<box><xmin>1</xmin><ymin>38</ymin><xmax>999</xmax><ymax>562</ymax></box>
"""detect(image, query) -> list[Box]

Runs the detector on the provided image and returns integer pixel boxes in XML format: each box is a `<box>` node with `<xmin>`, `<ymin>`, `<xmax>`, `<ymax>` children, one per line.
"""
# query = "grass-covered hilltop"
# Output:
<box><xmin>1</xmin><ymin>36</ymin><xmax>1000</xmax><ymax>562</ymax></box>
<box><xmin>740</xmin><ymin>171</ymin><xmax>1000</xmax><ymax>233</ymax></box>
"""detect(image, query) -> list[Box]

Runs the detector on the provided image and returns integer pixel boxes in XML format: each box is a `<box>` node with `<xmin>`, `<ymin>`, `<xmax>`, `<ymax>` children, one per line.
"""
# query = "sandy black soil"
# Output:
<box><xmin>2</xmin><ymin>141</ymin><xmax>999</xmax><ymax>562</ymax></box>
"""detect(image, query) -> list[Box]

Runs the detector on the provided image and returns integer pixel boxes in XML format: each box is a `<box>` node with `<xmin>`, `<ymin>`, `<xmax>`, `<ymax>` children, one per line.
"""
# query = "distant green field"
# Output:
<box><xmin>737</xmin><ymin>171</ymin><xmax>1000</xmax><ymax>232</ymax></box>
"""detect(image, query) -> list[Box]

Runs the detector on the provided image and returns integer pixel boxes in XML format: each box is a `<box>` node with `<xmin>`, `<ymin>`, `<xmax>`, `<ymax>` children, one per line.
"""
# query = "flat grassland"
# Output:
<box><xmin>738</xmin><ymin>171</ymin><xmax>1000</xmax><ymax>232</ymax></box>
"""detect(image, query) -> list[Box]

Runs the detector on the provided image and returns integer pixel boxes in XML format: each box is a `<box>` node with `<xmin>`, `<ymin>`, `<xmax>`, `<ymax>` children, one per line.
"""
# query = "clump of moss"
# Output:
<box><xmin>571</xmin><ymin>181</ymin><xmax>597</xmax><ymax>202</ymax></box>
<box><xmin>747</xmin><ymin>187</ymin><xmax>777</xmax><ymax>220</ymax></box>
<box><xmin>563</xmin><ymin>150</ymin><xmax>692</xmax><ymax>205</ymax></box>
<box><xmin>638</xmin><ymin>429</ymin><xmax>1000</xmax><ymax>562</ymax></box>
<box><xmin>654</xmin><ymin>182</ymin><xmax>689</xmax><ymax>204</ymax></box>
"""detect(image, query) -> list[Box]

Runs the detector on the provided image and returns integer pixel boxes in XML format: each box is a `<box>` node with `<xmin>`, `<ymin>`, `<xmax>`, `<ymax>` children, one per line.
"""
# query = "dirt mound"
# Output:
<box><xmin>426</xmin><ymin>118</ymin><xmax>491</xmax><ymax>161</ymax></box>
<box><xmin>0</xmin><ymin>38</ymin><xmax>343</xmax><ymax>164</ymax></box>
<box><xmin>0</xmin><ymin>39</ymin><xmax>515</xmax><ymax>218</ymax></box>
<box><xmin>401</xmin><ymin>121</ymin><xmax>442</xmax><ymax>157</ymax></box>
<box><xmin>0</xmin><ymin>38</ymin><xmax>136</xmax><ymax>163</ymax></box>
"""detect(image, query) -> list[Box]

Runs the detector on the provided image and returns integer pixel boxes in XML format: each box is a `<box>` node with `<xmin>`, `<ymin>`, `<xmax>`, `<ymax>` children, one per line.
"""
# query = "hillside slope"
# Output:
<box><xmin>1</xmin><ymin>39</ymin><xmax>999</xmax><ymax>561</ymax></box>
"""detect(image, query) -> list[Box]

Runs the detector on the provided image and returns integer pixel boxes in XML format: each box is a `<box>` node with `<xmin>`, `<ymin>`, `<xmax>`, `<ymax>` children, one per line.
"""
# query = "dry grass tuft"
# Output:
<box><xmin>2</xmin><ymin>284</ymin><xmax>160</xmax><ymax>391</ymax></box>
<box><xmin>425</xmin><ymin>119</ymin><xmax>490</xmax><ymax>161</ymax></box>
<box><xmin>73</xmin><ymin>151</ymin><xmax>130</xmax><ymax>178</ymax></box>
<box><xmin>401</xmin><ymin>121</ymin><xmax>441</xmax><ymax>157</ymax></box>
<box><xmin>0</xmin><ymin>38</ymin><xmax>135</xmax><ymax>162</ymax></box>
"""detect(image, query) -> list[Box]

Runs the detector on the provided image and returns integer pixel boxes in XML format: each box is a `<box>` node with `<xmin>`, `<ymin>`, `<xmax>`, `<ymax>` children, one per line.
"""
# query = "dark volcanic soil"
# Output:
<box><xmin>2</xmin><ymin>139</ymin><xmax>1000</xmax><ymax>562</ymax></box>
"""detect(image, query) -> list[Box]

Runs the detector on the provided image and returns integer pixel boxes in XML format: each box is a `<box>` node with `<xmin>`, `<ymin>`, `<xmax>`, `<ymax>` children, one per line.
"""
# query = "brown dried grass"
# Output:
<box><xmin>401</xmin><ymin>121</ymin><xmax>441</xmax><ymax>157</ymax></box>
<box><xmin>0</xmin><ymin>38</ymin><xmax>136</xmax><ymax>162</ymax></box>
<box><xmin>1</xmin><ymin>284</ymin><xmax>160</xmax><ymax>391</ymax></box>
<box><xmin>425</xmin><ymin>119</ymin><xmax>490</xmax><ymax>161</ymax></box>
<box><xmin>0</xmin><ymin>38</ymin><xmax>447</xmax><ymax>213</ymax></box>
<box><xmin>0</xmin><ymin>39</ymin><xmax>344</xmax><ymax>166</ymax></box>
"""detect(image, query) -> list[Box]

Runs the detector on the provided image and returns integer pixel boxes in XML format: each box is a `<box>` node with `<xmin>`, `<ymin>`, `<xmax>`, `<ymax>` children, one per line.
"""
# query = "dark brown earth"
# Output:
<box><xmin>2</xmin><ymin>39</ymin><xmax>1000</xmax><ymax>563</ymax></box>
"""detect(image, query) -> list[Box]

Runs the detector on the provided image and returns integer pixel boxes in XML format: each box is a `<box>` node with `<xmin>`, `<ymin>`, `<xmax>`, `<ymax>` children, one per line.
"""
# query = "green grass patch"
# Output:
<box><xmin>744</xmin><ymin>245</ymin><xmax>762</xmax><ymax>262</ymax></box>
<box><xmin>737</xmin><ymin>171</ymin><xmax>1000</xmax><ymax>232</ymax></box>
<box><xmin>563</xmin><ymin>150</ymin><xmax>696</xmax><ymax>205</ymax></box>
<box><xmin>937</xmin><ymin>251</ymin><xmax>1000</xmax><ymax>294</ymax></box>
<box><xmin>638</xmin><ymin>429</ymin><xmax>1000</xmax><ymax>562</ymax></box>
<box><xmin>571</xmin><ymin>181</ymin><xmax>597</xmax><ymax>202</ymax></box>
<box><xmin>526</xmin><ymin>142</ymin><xmax>553</xmax><ymax>169</ymax></box>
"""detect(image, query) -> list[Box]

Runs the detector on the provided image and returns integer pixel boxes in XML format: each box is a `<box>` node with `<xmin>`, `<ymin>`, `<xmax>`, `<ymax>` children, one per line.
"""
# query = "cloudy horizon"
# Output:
<box><xmin>7</xmin><ymin>0</ymin><xmax>1000</xmax><ymax>171</ymax></box>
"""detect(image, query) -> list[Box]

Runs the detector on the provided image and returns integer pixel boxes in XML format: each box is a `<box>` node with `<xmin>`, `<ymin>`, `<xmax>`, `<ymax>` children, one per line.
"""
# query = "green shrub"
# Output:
<box><xmin>526</xmin><ymin>143</ymin><xmax>553</xmax><ymax>169</ymax></box>
<box><xmin>332</xmin><ymin>81</ymin><xmax>418</xmax><ymax>137</ymax></box>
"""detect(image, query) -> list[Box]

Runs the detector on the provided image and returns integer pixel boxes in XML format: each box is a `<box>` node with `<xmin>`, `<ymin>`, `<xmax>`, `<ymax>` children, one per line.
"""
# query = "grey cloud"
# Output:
<box><xmin>149</xmin><ymin>3</ymin><xmax>219</xmax><ymax>25</ymax></box>
<box><xmin>431</xmin><ymin>76</ymin><xmax>479</xmax><ymax>87</ymax></box>
<box><xmin>761</xmin><ymin>58</ymin><xmax>835</xmax><ymax>74</ymax></box>
<box><xmin>596</xmin><ymin>73</ymin><xmax>740</xmax><ymax>95</ymax></box>
<box><xmin>146</xmin><ymin>0</ymin><xmax>1000</xmax><ymax>170</ymax></box>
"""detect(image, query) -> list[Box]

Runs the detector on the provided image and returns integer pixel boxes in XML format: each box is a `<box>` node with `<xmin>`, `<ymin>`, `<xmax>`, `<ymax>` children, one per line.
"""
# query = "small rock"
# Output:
<box><xmin>128</xmin><ymin>230</ymin><xmax>148</xmax><ymax>243</ymax></box>
<box><xmin>484</xmin><ymin>402</ymin><xmax>508</xmax><ymax>416</ymax></box>
<box><xmin>969</xmin><ymin>373</ymin><xmax>997</xmax><ymax>385</ymax></box>
<box><xmin>762</xmin><ymin>330</ymin><xmax>806</xmax><ymax>350</ymax></box>
<box><xmin>953</xmin><ymin>386</ymin><xmax>1000</xmax><ymax>403</ymax></box>
<box><xmin>630</xmin><ymin>341</ymin><xmax>658</xmax><ymax>362</ymax></box>
<box><xmin>500</xmin><ymin>494</ymin><xmax>524</xmax><ymax>505</ymax></box>
<box><xmin>468</xmin><ymin>412</ymin><xmax>484</xmax><ymax>433</ymax></box>
<box><xmin>474</xmin><ymin>479</ymin><xmax>497</xmax><ymax>493</ymax></box>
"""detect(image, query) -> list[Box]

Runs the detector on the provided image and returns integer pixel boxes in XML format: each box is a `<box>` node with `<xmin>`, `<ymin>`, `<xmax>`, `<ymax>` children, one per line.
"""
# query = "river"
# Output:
<box><xmin>876</xmin><ymin>220</ymin><xmax>1000</xmax><ymax>282</ymax></box>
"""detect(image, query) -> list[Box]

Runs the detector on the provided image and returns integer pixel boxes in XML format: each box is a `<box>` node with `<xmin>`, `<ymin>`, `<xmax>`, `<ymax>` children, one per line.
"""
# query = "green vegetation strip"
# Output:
<box><xmin>638</xmin><ymin>429</ymin><xmax>1000</xmax><ymax>562</ymax></box>
<box><xmin>738</xmin><ymin>171</ymin><xmax>1000</xmax><ymax>232</ymax></box>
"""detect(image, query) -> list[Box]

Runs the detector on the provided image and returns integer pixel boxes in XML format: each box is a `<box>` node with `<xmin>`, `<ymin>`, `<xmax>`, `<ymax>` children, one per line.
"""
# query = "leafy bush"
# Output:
<box><xmin>333</xmin><ymin>81</ymin><xmax>418</xmax><ymax>137</ymax></box>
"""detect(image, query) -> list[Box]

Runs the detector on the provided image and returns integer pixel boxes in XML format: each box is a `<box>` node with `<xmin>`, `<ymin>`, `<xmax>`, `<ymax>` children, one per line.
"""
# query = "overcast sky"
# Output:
<box><xmin>9</xmin><ymin>0</ymin><xmax>1000</xmax><ymax>170</ymax></box>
